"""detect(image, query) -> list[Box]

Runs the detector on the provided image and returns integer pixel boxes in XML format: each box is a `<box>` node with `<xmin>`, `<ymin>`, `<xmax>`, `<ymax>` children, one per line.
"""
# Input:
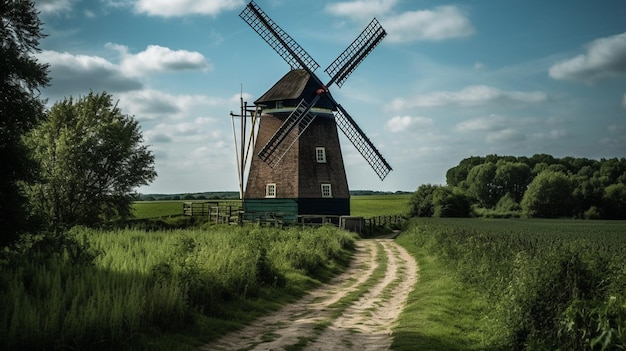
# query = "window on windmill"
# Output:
<box><xmin>276</xmin><ymin>101</ymin><xmax>284</xmax><ymax>109</ymax></box>
<box><xmin>266</xmin><ymin>183</ymin><xmax>276</xmax><ymax>198</ymax></box>
<box><xmin>321</xmin><ymin>183</ymin><xmax>332</xmax><ymax>198</ymax></box>
<box><xmin>316</xmin><ymin>147</ymin><xmax>326</xmax><ymax>163</ymax></box>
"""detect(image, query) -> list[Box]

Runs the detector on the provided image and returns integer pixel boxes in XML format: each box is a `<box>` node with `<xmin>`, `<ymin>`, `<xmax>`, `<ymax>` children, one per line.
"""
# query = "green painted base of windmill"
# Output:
<box><xmin>243</xmin><ymin>198</ymin><xmax>349</xmax><ymax>224</ymax></box>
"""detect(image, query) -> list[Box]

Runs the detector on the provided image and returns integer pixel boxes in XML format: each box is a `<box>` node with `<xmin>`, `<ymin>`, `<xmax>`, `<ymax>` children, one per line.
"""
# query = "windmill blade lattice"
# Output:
<box><xmin>257</xmin><ymin>97</ymin><xmax>319</xmax><ymax>167</ymax></box>
<box><xmin>239</xmin><ymin>1</ymin><xmax>319</xmax><ymax>72</ymax></box>
<box><xmin>334</xmin><ymin>104</ymin><xmax>392</xmax><ymax>180</ymax></box>
<box><xmin>325</xmin><ymin>18</ymin><xmax>387</xmax><ymax>88</ymax></box>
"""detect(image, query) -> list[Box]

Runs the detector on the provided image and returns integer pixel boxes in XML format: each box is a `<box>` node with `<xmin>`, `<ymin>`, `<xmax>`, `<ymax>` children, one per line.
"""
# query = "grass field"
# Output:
<box><xmin>394</xmin><ymin>218</ymin><xmax>626</xmax><ymax>351</ymax></box>
<box><xmin>1</xmin><ymin>226</ymin><xmax>356</xmax><ymax>350</ymax></box>
<box><xmin>132</xmin><ymin>194</ymin><xmax>411</xmax><ymax>219</ymax></box>
<box><xmin>4</xmin><ymin>201</ymin><xmax>625</xmax><ymax>350</ymax></box>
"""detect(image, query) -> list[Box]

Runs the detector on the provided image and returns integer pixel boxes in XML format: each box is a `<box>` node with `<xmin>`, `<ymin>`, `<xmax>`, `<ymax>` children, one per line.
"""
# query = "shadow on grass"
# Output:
<box><xmin>393</xmin><ymin>330</ymin><xmax>507</xmax><ymax>351</ymax></box>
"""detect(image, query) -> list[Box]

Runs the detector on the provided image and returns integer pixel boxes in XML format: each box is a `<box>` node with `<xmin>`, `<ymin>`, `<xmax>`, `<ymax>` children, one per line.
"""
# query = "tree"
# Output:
<box><xmin>27</xmin><ymin>92</ymin><xmax>156</xmax><ymax>229</ymax></box>
<box><xmin>466</xmin><ymin>162</ymin><xmax>498</xmax><ymax>208</ymax></box>
<box><xmin>446</xmin><ymin>156</ymin><xmax>484</xmax><ymax>187</ymax></box>
<box><xmin>602</xmin><ymin>183</ymin><xmax>626</xmax><ymax>219</ymax></box>
<box><xmin>494</xmin><ymin>161</ymin><xmax>531</xmax><ymax>203</ymax></box>
<box><xmin>433</xmin><ymin>186</ymin><xmax>472</xmax><ymax>218</ymax></box>
<box><xmin>521</xmin><ymin>170</ymin><xmax>573</xmax><ymax>218</ymax></box>
<box><xmin>0</xmin><ymin>0</ymin><xmax>49</xmax><ymax>243</ymax></box>
<box><xmin>408</xmin><ymin>184</ymin><xmax>438</xmax><ymax>217</ymax></box>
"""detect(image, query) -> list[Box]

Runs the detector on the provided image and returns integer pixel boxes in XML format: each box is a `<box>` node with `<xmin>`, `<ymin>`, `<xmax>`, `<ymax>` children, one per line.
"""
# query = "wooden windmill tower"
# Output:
<box><xmin>237</xmin><ymin>1</ymin><xmax>392</xmax><ymax>223</ymax></box>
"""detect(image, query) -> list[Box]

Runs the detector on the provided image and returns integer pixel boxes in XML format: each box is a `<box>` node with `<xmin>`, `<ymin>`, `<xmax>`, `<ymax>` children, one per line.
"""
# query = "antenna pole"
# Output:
<box><xmin>241</xmin><ymin>97</ymin><xmax>246</xmax><ymax>200</ymax></box>
<box><xmin>231</xmin><ymin>110</ymin><xmax>243</xmax><ymax>199</ymax></box>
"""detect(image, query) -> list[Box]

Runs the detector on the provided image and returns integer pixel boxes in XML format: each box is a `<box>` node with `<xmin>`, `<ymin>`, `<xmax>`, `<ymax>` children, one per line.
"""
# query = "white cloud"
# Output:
<box><xmin>325</xmin><ymin>0</ymin><xmax>398</xmax><ymax>20</ymax></box>
<box><xmin>549</xmin><ymin>32</ymin><xmax>626</xmax><ymax>82</ymax></box>
<box><xmin>145</xmin><ymin>118</ymin><xmax>221</xmax><ymax>144</ymax></box>
<box><xmin>456</xmin><ymin>115</ymin><xmax>508</xmax><ymax>132</ymax></box>
<box><xmin>385</xmin><ymin>116</ymin><xmax>432</xmax><ymax>132</ymax></box>
<box><xmin>143</xmin><ymin>119</ymin><xmax>231</xmax><ymax>176</ymax></box>
<box><xmin>529</xmin><ymin>129</ymin><xmax>571</xmax><ymax>141</ymax></box>
<box><xmin>107</xmin><ymin>44</ymin><xmax>211</xmax><ymax>76</ymax></box>
<box><xmin>119</xmin><ymin>90</ymin><xmax>228</xmax><ymax>121</ymax></box>
<box><xmin>486</xmin><ymin>128</ymin><xmax>526</xmax><ymax>143</ymax></box>
<box><xmin>133</xmin><ymin>0</ymin><xmax>244</xmax><ymax>17</ymax></box>
<box><xmin>383</xmin><ymin>6</ymin><xmax>475</xmax><ymax>43</ymax></box>
<box><xmin>391</xmin><ymin>85</ymin><xmax>547</xmax><ymax>110</ymax></box>
<box><xmin>326</xmin><ymin>1</ymin><xmax>473</xmax><ymax>43</ymax></box>
<box><xmin>35</xmin><ymin>0</ymin><xmax>77</xmax><ymax>14</ymax></box>
<box><xmin>37</xmin><ymin>50</ymin><xmax>143</xmax><ymax>96</ymax></box>
<box><xmin>37</xmin><ymin>45</ymin><xmax>211</xmax><ymax>100</ymax></box>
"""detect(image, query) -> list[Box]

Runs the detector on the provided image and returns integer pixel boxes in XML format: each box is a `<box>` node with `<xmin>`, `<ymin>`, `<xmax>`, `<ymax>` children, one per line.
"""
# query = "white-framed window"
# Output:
<box><xmin>276</xmin><ymin>101</ymin><xmax>284</xmax><ymax>109</ymax></box>
<box><xmin>321</xmin><ymin>183</ymin><xmax>332</xmax><ymax>198</ymax></box>
<box><xmin>316</xmin><ymin>147</ymin><xmax>326</xmax><ymax>163</ymax></box>
<box><xmin>265</xmin><ymin>183</ymin><xmax>276</xmax><ymax>198</ymax></box>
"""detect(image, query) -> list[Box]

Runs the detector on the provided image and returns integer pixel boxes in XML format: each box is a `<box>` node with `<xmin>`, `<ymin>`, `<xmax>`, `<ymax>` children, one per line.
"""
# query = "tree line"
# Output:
<box><xmin>410</xmin><ymin>154</ymin><xmax>626</xmax><ymax>219</ymax></box>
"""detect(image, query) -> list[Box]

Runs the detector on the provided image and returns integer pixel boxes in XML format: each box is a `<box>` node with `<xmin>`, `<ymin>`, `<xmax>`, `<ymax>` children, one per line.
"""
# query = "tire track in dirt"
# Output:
<box><xmin>200</xmin><ymin>238</ymin><xmax>418</xmax><ymax>351</ymax></box>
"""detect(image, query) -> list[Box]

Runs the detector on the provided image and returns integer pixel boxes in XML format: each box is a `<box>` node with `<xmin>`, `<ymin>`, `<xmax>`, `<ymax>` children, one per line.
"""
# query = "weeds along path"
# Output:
<box><xmin>200</xmin><ymin>238</ymin><xmax>418</xmax><ymax>351</ymax></box>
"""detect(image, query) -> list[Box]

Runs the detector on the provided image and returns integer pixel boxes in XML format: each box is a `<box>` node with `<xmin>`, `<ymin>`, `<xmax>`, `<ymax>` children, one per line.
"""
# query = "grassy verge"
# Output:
<box><xmin>393</xmin><ymin>218</ymin><xmax>626</xmax><ymax>351</ymax></box>
<box><xmin>0</xmin><ymin>225</ymin><xmax>356</xmax><ymax>350</ymax></box>
<box><xmin>393</xmin><ymin>234</ymin><xmax>504</xmax><ymax>351</ymax></box>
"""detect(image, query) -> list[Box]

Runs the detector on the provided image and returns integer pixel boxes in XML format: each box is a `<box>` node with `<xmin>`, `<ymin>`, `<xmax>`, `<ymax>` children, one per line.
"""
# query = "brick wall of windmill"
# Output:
<box><xmin>244</xmin><ymin>112</ymin><xmax>349</xmax><ymax>199</ymax></box>
<box><xmin>298</xmin><ymin>115</ymin><xmax>350</xmax><ymax>198</ymax></box>
<box><xmin>245</xmin><ymin>112</ymin><xmax>298</xmax><ymax>198</ymax></box>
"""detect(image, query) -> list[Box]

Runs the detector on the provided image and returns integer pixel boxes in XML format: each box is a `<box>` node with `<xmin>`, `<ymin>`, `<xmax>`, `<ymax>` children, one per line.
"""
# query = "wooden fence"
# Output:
<box><xmin>183</xmin><ymin>202</ymin><xmax>406</xmax><ymax>233</ymax></box>
<box><xmin>365</xmin><ymin>215</ymin><xmax>405</xmax><ymax>228</ymax></box>
<box><xmin>183</xmin><ymin>202</ymin><xmax>240</xmax><ymax>224</ymax></box>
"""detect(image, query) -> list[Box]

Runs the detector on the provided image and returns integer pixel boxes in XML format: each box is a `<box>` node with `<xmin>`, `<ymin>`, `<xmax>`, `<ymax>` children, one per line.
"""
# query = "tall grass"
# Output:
<box><xmin>0</xmin><ymin>225</ymin><xmax>355</xmax><ymax>350</ymax></box>
<box><xmin>395</xmin><ymin>218</ymin><xmax>626</xmax><ymax>350</ymax></box>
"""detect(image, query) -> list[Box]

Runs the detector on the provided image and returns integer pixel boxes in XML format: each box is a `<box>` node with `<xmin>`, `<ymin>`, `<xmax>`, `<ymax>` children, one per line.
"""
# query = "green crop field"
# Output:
<box><xmin>394</xmin><ymin>218</ymin><xmax>626</xmax><ymax>351</ymax></box>
<box><xmin>133</xmin><ymin>200</ymin><xmax>241</xmax><ymax>219</ymax></box>
<box><xmin>350</xmin><ymin>194</ymin><xmax>410</xmax><ymax>217</ymax></box>
<box><xmin>132</xmin><ymin>194</ymin><xmax>411</xmax><ymax>219</ymax></box>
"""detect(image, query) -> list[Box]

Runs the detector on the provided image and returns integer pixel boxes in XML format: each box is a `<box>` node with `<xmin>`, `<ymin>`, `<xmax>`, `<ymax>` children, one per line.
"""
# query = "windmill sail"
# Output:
<box><xmin>257</xmin><ymin>97</ymin><xmax>319</xmax><ymax>167</ymax></box>
<box><xmin>325</xmin><ymin>18</ymin><xmax>387</xmax><ymax>88</ymax></box>
<box><xmin>239</xmin><ymin>1</ymin><xmax>319</xmax><ymax>72</ymax></box>
<box><xmin>334</xmin><ymin>105</ymin><xmax>392</xmax><ymax>180</ymax></box>
<box><xmin>240</xmin><ymin>1</ymin><xmax>392</xmax><ymax>180</ymax></box>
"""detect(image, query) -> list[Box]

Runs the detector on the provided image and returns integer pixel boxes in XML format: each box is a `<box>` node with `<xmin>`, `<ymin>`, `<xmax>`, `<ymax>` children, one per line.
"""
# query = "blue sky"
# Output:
<box><xmin>34</xmin><ymin>0</ymin><xmax>626</xmax><ymax>194</ymax></box>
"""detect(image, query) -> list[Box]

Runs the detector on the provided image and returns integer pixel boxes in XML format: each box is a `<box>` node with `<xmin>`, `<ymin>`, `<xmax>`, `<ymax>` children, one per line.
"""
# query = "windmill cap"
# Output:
<box><xmin>255</xmin><ymin>69</ymin><xmax>336</xmax><ymax>111</ymax></box>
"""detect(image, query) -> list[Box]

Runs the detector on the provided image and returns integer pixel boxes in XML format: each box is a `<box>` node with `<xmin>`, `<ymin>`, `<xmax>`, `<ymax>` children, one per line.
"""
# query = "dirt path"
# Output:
<box><xmin>200</xmin><ymin>238</ymin><xmax>419</xmax><ymax>351</ymax></box>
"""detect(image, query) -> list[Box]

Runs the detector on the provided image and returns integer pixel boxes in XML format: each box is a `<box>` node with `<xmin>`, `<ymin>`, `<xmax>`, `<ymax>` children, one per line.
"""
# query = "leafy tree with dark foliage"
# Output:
<box><xmin>603</xmin><ymin>183</ymin><xmax>626</xmax><ymax>219</ymax></box>
<box><xmin>0</xmin><ymin>0</ymin><xmax>49</xmax><ymax>243</ymax></box>
<box><xmin>408</xmin><ymin>184</ymin><xmax>438</xmax><ymax>217</ymax></box>
<box><xmin>27</xmin><ymin>92</ymin><xmax>156</xmax><ymax>230</ymax></box>
<box><xmin>521</xmin><ymin>170</ymin><xmax>574</xmax><ymax>218</ymax></box>
<box><xmin>433</xmin><ymin>186</ymin><xmax>472</xmax><ymax>218</ymax></box>
<box><xmin>437</xmin><ymin>154</ymin><xmax>626</xmax><ymax>218</ymax></box>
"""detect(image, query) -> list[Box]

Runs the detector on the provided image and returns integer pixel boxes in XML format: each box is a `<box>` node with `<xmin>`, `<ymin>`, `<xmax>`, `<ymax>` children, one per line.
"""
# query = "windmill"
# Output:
<box><xmin>238</xmin><ymin>1</ymin><xmax>391</xmax><ymax>224</ymax></box>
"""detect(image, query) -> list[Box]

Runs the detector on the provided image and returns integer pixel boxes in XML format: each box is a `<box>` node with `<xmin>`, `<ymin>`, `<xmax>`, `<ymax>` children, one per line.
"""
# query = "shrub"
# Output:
<box><xmin>408</xmin><ymin>184</ymin><xmax>438</xmax><ymax>217</ymax></box>
<box><xmin>433</xmin><ymin>186</ymin><xmax>472</xmax><ymax>218</ymax></box>
<box><xmin>584</xmin><ymin>206</ymin><xmax>602</xmax><ymax>219</ymax></box>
